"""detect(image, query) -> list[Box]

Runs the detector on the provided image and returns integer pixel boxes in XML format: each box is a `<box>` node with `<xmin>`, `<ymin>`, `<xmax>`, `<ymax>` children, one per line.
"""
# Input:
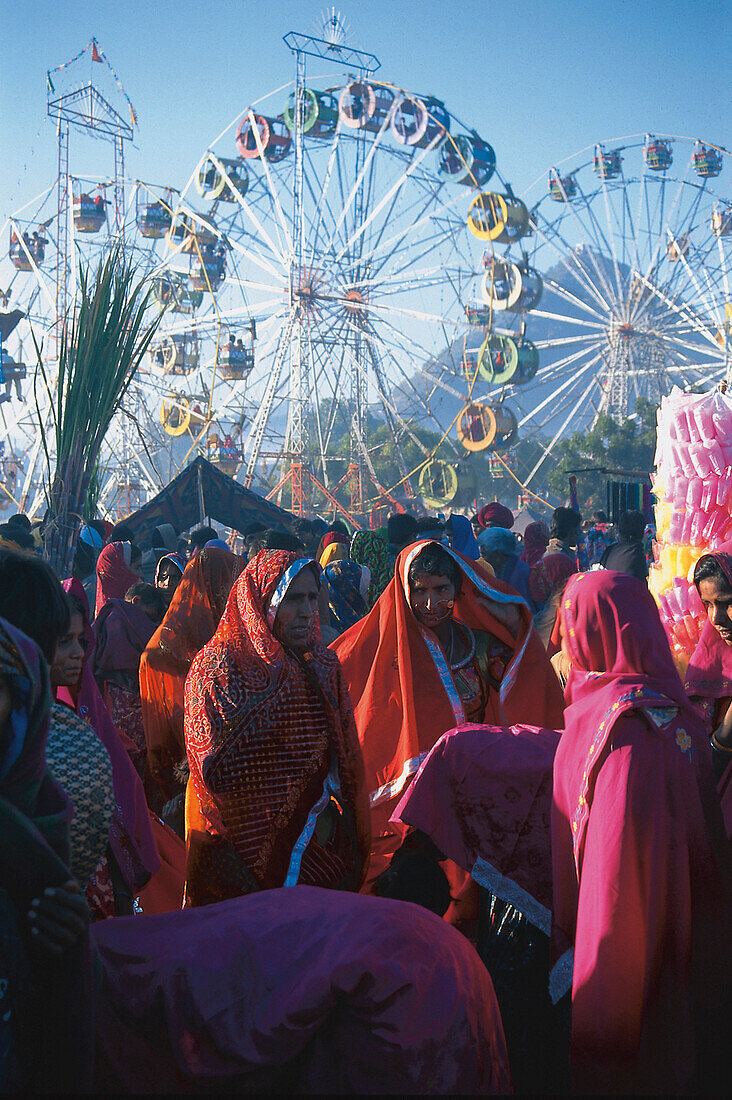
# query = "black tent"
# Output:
<box><xmin>121</xmin><ymin>456</ymin><xmax>293</xmax><ymax>545</ymax></box>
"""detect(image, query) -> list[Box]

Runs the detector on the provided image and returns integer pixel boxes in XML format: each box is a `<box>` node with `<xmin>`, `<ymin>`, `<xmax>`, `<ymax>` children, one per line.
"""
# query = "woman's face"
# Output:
<box><xmin>698</xmin><ymin>575</ymin><xmax>732</xmax><ymax>646</ymax></box>
<box><xmin>410</xmin><ymin>572</ymin><xmax>456</xmax><ymax>628</ymax></box>
<box><xmin>50</xmin><ymin>612</ymin><xmax>86</xmax><ymax>687</ymax></box>
<box><xmin>272</xmin><ymin>568</ymin><xmax>319</xmax><ymax>651</ymax></box>
<box><xmin>156</xmin><ymin>562</ymin><xmax>181</xmax><ymax>603</ymax></box>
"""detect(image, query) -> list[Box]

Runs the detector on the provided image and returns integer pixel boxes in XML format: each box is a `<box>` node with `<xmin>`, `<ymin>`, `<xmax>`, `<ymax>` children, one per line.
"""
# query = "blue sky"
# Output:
<box><xmin>1</xmin><ymin>0</ymin><xmax>729</xmax><ymax>225</ymax></box>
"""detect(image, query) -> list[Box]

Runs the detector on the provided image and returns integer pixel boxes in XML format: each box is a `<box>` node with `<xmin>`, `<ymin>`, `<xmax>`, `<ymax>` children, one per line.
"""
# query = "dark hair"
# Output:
<box><xmin>242</xmin><ymin>521</ymin><xmax>267</xmax><ymax>538</ymax></box>
<box><xmin>0</xmin><ymin>523</ymin><xmax>35</xmax><ymax>550</ymax></box>
<box><xmin>619</xmin><ymin>509</ymin><xmax>646</xmax><ymax>543</ymax></box>
<box><xmin>66</xmin><ymin>591</ymin><xmax>87</xmax><ymax>620</ymax></box>
<box><xmin>188</xmin><ymin>525</ymin><xmax>217</xmax><ymax>552</ymax></box>
<box><xmin>263</xmin><ymin>529</ymin><xmax>306</xmax><ymax>552</ymax></box>
<box><xmin>0</xmin><ymin>548</ymin><xmax>70</xmax><ymax>661</ymax></box>
<box><xmin>550</xmin><ymin>507</ymin><xmax>582</xmax><ymax>542</ymax></box>
<box><xmin>415</xmin><ymin>516</ymin><xmax>445</xmax><ymax>535</ymax></box>
<box><xmin>7</xmin><ymin>513</ymin><xmax>32</xmax><ymax>532</ymax></box>
<box><xmin>109</xmin><ymin>522</ymin><xmax>135</xmax><ymax>543</ymax></box>
<box><xmin>693</xmin><ymin>555</ymin><xmax>732</xmax><ymax>591</ymax></box>
<box><xmin>247</xmin><ymin>535</ymin><xmax>268</xmax><ymax>559</ymax></box>
<box><xmin>387</xmin><ymin>513</ymin><xmax>418</xmax><ymax>548</ymax></box>
<box><xmin>327</xmin><ymin>520</ymin><xmax>350</xmax><ymax>537</ymax></box>
<box><xmin>125</xmin><ymin>582</ymin><xmax>167</xmax><ymax>620</ymax></box>
<box><xmin>72</xmin><ymin>538</ymin><xmax>95</xmax><ymax>580</ymax></box>
<box><xmin>592</xmin><ymin>510</ymin><xmax>608</xmax><ymax>524</ymax></box>
<box><xmin>408</xmin><ymin>544</ymin><xmax>462</xmax><ymax>593</ymax></box>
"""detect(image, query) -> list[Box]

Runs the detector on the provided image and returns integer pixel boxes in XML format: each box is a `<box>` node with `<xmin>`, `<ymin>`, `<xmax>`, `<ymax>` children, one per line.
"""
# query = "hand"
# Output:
<box><xmin>27</xmin><ymin>880</ymin><xmax>90</xmax><ymax>956</ymax></box>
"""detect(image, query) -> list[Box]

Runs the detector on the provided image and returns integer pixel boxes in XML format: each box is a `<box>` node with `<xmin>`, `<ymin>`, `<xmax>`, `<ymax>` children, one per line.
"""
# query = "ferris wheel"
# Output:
<box><xmin>144</xmin><ymin>22</ymin><xmax>520</xmax><ymax>520</ymax></box>
<box><xmin>489</xmin><ymin>134</ymin><xmax>730</xmax><ymax>488</ymax></box>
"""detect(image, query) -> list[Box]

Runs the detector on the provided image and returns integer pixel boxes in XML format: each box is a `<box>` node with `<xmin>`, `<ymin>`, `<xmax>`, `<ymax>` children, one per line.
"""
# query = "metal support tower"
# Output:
<box><xmin>54</xmin><ymin>119</ymin><xmax>70</xmax><ymax>337</ymax></box>
<box><xmin>47</xmin><ymin>74</ymin><xmax>134</xmax><ymax>348</ymax></box>
<box><xmin>282</xmin><ymin>28</ymin><xmax>380</xmax><ymax>517</ymax></box>
<box><xmin>114</xmin><ymin>134</ymin><xmax>126</xmax><ymax>239</ymax></box>
<box><xmin>288</xmin><ymin>44</ymin><xmax>309</xmax><ymax>516</ymax></box>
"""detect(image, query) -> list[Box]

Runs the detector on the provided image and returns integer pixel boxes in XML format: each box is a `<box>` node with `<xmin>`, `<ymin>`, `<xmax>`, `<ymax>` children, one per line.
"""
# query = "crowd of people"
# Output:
<box><xmin>0</xmin><ymin>498</ymin><xmax>729</xmax><ymax>1094</ymax></box>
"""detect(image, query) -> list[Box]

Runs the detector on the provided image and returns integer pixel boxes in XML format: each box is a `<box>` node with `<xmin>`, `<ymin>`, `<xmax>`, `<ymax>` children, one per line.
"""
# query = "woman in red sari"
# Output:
<box><xmin>139</xmin><ymin>547</ymin><xmax>244</xmax><ymax>809</ymax></box>
<box><xmin>184</xmin><ymin>549</ymin><xmax>369</xmax><ymax>907</ymax></box>
<box><xmin>685</xmin><ymin>544</ymin><xmax>732</xmax><ymax>838</ymax></box>
<box><xmin>553</xmin><ymin>570</ymin><xmax>731</xmax><ymax>1094</ymax></box>
<box><xmin>333</xmin><ymin>539</ymin><xmax>564</xmax><ymax>881</ymax></box>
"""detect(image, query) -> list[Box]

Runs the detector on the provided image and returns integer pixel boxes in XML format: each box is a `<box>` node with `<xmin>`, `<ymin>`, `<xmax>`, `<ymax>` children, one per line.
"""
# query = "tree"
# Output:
<box><xmin>35</xmin><ymin>245</ymin><xmax>161</xmax><ymax>575</ymax></box>
<box><xmin>544</xmin><ymin>399</ymin><xmax>657</xmax><ymax>510</ymax></box>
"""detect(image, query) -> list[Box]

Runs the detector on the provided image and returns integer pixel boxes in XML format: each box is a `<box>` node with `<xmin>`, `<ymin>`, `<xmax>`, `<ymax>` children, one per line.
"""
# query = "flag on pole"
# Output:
<box><xmin>47</xmin><ymin>71</ymin><xmax>55</xmax><ymax>93</ymax></box>
<box><xmin>91</xmin><ymin>39</ymin><xmax>103</xmax><ymax>62</ymax></box>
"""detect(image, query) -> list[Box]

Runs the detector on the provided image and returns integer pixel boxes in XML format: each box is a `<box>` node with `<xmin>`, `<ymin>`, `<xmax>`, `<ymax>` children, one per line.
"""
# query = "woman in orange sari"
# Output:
<box><xmin>184</xmin><ymin>550</ymin><xmax>369</xmax><ymax>907</ymax></box>
<box><xmin>139</xmin><ymin>547</ymin><xmax>244</xmax><ymax>809</ymax></box>
<box><xmin>333</xmin><ymin>539</ymin><xmax>564</xmax><ymax>882</ymax></box>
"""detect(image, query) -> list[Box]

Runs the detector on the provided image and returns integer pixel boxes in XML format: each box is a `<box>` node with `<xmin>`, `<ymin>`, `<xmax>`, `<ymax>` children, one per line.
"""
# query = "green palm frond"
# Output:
<box><xmin>36</xmin><ymin>243</ymin><xmax>162</xmax><ymax>573</ymax></box>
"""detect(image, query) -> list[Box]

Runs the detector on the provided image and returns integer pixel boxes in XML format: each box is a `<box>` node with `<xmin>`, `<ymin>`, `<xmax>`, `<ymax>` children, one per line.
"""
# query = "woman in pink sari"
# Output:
<box><xmin>554</xmin><ymin>570</ymin><xmax>731</xmax><ymax>1094</ymax></box>
<box><xmin>684</xmin><ymin>545</ymin><xmax>732</xmax><ymax>839</ymax></box>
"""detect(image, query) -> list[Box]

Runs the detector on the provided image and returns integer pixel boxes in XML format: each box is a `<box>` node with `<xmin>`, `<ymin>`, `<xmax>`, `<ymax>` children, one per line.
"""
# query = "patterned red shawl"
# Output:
<box><xmin>184</xmin><ymin>550</ymin><xmax>369</xmax><ymax>906</ymax></box>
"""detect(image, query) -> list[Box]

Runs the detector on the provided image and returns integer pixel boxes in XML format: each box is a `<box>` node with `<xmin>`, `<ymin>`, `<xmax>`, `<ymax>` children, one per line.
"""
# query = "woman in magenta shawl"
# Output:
<box><xmin>93</xmin><ymin>585</ymin><xmax>159</xmax><ymax>777</ymax></box>
<box><xmin>94</xmin><ymin>540</ymin><xmax>140</xmax><ymax>618</ymax></box>
<box><xmin>685</xmin><ymin>544</ymin><xmax>732</xmax><ymax>838</ymax></box>
<box><xmin>397</xmin><ymin>570</ymin><xmax>732</xmax><ymax>1093</ymax></box>
<box><xmin>553</xmin><ymin>570</ymin><xmax>731</xmax><ymax>1094</ymax></box>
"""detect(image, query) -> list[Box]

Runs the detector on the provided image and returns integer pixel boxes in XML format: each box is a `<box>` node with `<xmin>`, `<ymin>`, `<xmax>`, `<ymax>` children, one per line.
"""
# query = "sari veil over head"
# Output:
<box><xmin>184</xmin><ymin>549</ymin><xmax>369</xmax><ymax>906</ymax></box>
<box><xmin>61</xmin><ymin>578</ymin><xmax>159</xmax><ymax>894</ymax></box>
<box><xmin>95</xmin><ymin>541</ymin><xmax>137</xmax><ymax>617</ymax></box>
<box><xmin>553</xmin><ymin>570</ymin><xmax>732</xmax><ymax>1094</ymax></box>
<box><xmin>139</xmin><ymin>547</ymin><xmax>245</xmax><ymax>801</ymax></box>
<box><xmin>685</xmin><ymin>543</ymin><xmax>732</xmax><ymax>700</ymax></box>
<box><xmin>333</xmin><ymin>539</ymin><xmax>564</xmax><ymax>879</ymax></box>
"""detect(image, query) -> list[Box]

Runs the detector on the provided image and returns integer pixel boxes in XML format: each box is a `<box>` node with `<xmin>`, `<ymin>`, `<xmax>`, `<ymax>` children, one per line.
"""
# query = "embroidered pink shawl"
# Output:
<box><xmin>553</xmin><ymin>570</ymin><xmax>731</xmax><ymax>1093</ymax></box>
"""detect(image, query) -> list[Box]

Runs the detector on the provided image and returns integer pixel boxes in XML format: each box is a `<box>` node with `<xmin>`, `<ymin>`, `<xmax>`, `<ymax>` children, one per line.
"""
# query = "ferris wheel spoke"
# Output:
<box><xmin>531</xmin><ymin>218</ymin><xmax>615</xmax><ymax>317</ymax></box>
<box><xmin>542</xmin><ymin>276</ymin><xmax>609</xmax><ymax>325</ymax></box>
<box><xmin>524</xmin><ymin>365</ymin><xmax>605</xmax><ymax>486</ymax></box>
<box><xmin>542</xmin><ymin>183</ymin><xmax>620</xmax><ymax>310</ymax></box>
<box><xmin>370</xmin><ymin>218</ymin><xmax>468</xmax><ymax>288</ymax></box>
<box><xmin>517</xmin><ymin>347</ymin><xmax>603</xmax><ymax>429</ymax></box>
<box><xmin>245</xmin><ymin>113</ymin><xmax>294</xmax><ymax>258</ymax></box>
<box><xmin>302</xmin><ymin>123</ymin><xmax>346</xmax><ymax>262</ymax></box>
<box><xmin>361</xmin><ymin>186</ymin><xmax>466</xmax><ymax>277</ymax></box>
<box><xmin>362</xmin><ymin>319</ymin><xmax>453</xmax><ymax>444</ymax></box>
<box><xmin>531</xmin><ymin>332</ymin><xmax>605</xmax><ymax>350</ymax></box>
<box><xmin>335</xmin><ymin>137</ymin><xmax>446</xmax><ymax>265</ymax></box>
<box><xmin>322</xmin><ymin>121</ymin><xmax>394</xmax><ymax>260</ymax></box>
<box><xmin>575</xmin><ymin>182</ymin><xmax>624</xmax><ymax>306</ymax></box>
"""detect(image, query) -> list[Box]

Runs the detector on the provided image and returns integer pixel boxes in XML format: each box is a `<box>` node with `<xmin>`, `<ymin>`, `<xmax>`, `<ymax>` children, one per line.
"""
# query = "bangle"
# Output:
<box><xmin>711</xmin><ymin>731</ymin><xmax>732</xmax><ymax>753</ymax></box>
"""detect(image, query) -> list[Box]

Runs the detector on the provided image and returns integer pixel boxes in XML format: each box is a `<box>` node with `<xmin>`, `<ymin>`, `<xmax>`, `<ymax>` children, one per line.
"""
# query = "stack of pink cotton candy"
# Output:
<box><xmin>650</xmin><ymin>387</ymin><xmax>732</xmax><ymax>669</ymax></box>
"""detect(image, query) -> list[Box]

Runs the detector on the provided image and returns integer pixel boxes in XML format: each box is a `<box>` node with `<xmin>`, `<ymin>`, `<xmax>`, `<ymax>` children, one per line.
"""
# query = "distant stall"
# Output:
<box><xmin>118</xmin><ymin>456</ymin><xmax>294</xmax><ymax>545</ymax></box>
